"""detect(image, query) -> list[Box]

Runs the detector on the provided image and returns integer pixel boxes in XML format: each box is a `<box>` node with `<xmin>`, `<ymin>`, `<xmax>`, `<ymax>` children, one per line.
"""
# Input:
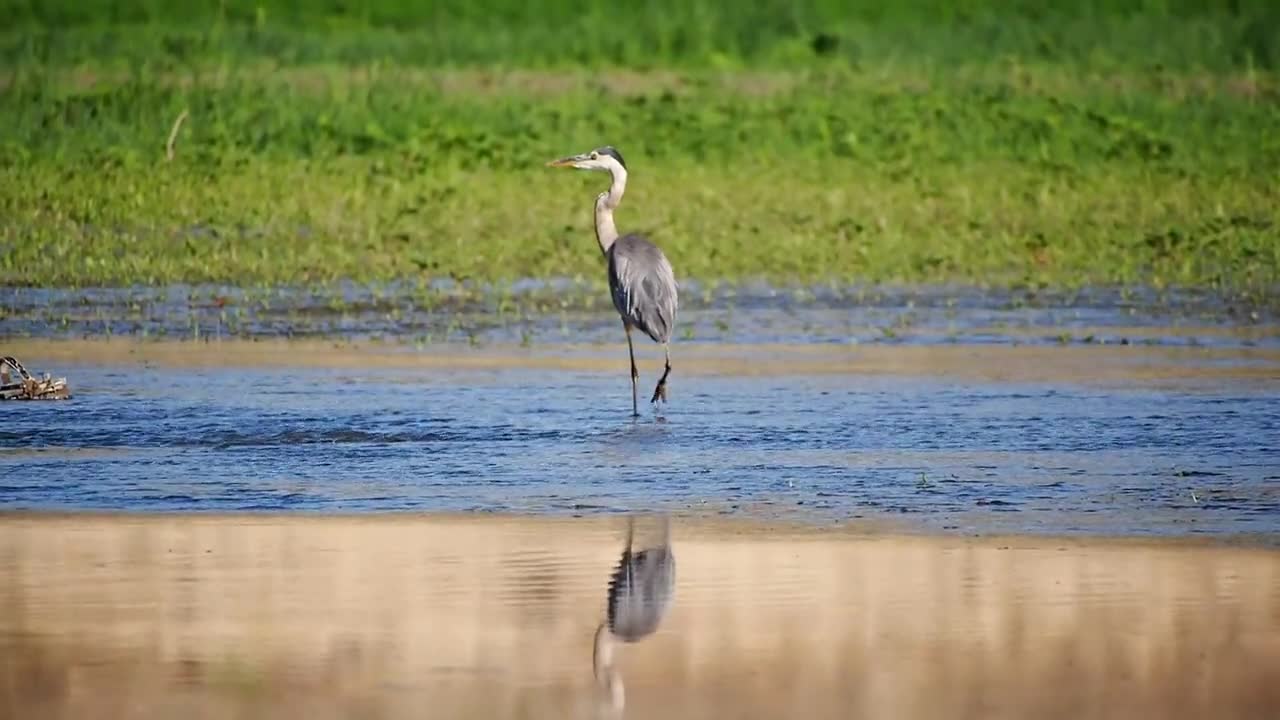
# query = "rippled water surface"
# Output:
<box><xmin>2</xmin><ymin>334</ymin><xmax>1278</xmax><ymax>539</ymax></box>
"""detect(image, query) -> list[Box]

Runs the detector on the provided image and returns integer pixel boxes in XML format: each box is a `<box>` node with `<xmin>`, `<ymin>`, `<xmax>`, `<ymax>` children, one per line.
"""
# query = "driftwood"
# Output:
<box><xmin>1</xmin><ymin>356</ymin><xmax>71</xmax><ymax>401</ymax></box>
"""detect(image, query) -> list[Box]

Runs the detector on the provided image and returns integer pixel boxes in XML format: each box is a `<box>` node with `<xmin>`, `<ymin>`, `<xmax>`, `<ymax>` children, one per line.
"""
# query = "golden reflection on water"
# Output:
<box><xmin>1</xmin><ymin>513</ymin><xmax>1278</xmax><ymax>720</ymax></box>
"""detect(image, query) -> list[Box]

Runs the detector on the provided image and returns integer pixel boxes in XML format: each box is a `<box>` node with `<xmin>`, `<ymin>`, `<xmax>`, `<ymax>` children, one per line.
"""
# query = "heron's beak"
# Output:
<box><xmin>546</xmin><ymin>154</ymin><xmax>586</xmax><ymax>168</ymax></box>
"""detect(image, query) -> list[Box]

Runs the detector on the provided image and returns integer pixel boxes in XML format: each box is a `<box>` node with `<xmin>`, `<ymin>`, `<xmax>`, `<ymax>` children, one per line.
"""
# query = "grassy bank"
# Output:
<box><xmin>4</xmin><ymin>1</ymin><xmax>1278</xmax><ymax>70</ymax></box>
<box><xmin>1</xmin><ymin>1</ymin><xmax>1277</xmax><ymax>295</ymax></box>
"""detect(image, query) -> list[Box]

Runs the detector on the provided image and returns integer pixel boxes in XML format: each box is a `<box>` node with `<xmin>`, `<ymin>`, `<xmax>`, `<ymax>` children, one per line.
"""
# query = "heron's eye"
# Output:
<box><xmin>590</xmin><ymin>152</ymin><xmax>599</xmax><ymax>160</ymax></box>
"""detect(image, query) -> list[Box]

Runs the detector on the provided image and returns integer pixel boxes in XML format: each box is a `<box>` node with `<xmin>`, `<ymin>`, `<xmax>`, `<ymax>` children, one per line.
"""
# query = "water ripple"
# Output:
<box><xmin>0</xmin><ymin>359</ymin><xmax>1276</xmax><ymax>540</ymax></box>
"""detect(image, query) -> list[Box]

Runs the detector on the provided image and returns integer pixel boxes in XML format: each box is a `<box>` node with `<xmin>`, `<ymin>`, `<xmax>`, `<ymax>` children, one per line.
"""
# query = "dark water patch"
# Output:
<box><xmin>138</xmin><ymin>494</ymin><xmax>200</xmax><ymax>503</ymax></box>
<box><xmin>2</xmin><ymin>280</ymin><xmax>1276</xmax><ymax>349</ymax></box>
<box><xmin>206</xmin><ymin>428</ymin><xmax>458</xmax><ymax>449</ymax></box>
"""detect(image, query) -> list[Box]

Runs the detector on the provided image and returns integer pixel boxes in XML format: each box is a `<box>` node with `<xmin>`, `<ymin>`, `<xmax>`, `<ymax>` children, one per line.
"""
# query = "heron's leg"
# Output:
<box><xmin>650</xmin><ymin>343</ymin><xmax>671</xmax><ymax>404</ymax></box>
<box><xmin>625</xmin><ymin>323</ymin><xmax>639</xmax><ymax>417</ymax></box>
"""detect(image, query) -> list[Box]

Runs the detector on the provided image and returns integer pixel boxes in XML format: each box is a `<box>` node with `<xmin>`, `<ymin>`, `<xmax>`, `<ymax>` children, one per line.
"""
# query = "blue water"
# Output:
<box><xmin>3</xmin><ymin>355</ymin><xmax>1277</xmax><ymax>539</ymax></box>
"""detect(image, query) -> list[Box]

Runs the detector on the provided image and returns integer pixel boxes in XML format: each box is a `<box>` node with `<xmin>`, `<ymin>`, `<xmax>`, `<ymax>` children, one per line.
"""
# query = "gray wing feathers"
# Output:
<box><xmin>608</xmin><ymin>235</ymin><xmax>678</xmax><ymax>344</ymax></box>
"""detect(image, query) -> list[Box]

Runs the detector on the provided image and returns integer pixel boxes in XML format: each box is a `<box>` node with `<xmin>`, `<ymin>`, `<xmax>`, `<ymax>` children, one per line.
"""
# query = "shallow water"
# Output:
<box><xmin>4</xmin><ymin>282</ymin><xmax>1279</xmax><ymax>718</ymax></box>
<box><xmin>3</xmin><ymin>281</ymin><xmax>1276</xmax><ymax>348</ymax></box>
<box><xmin>2</xmin><ymin>337</ymin><xmax>1278</xmax><ymax>540</ymax></box>
<box><xmin>1</xmin><ymin>514</ymin><xmax>1277</xmax><ymax>720</ymax></box>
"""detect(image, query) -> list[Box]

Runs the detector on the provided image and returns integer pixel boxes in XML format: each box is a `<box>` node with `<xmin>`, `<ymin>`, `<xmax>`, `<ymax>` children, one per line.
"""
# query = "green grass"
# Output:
<box><xmin>1</xmin><ymin>1</ymin><xmax>1278</xmax><ymax>297</ymax></box>
<box><xmin>4</xmin><ymin>0</ymin><xmax>1279</xmax><ymax>71</ymax></box>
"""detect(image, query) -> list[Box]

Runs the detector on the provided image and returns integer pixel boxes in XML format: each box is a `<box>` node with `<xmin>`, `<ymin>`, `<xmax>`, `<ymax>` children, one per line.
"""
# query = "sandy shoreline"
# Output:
<box><xmin>0</xmin><ymin>508</ymin><xmax>1272</xmax><ymax>549</ymax></box>
<box><xmin>6</xmin><ymin>336</ymin><xmax>1280</xmax><ymax>386</ymax></box>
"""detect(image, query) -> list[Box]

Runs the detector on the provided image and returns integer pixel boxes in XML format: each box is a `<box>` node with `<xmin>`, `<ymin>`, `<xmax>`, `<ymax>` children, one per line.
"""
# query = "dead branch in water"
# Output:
<box><xmin>1</xmin><ymin>356</ymin><xmax>71</xmax><ymax>400</ymax></box>
<box><xmin>165</xmin><ymin>109</ymin><xmax>189</xmax><ymax>162</ymax></box>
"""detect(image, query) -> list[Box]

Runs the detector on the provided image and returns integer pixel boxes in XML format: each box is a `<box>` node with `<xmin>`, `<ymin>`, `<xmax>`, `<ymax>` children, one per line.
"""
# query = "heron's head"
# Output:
<box><xmin>546</xmin><ymin>146</ymin><xmax>628</xmax><ymax>174</ymax></box>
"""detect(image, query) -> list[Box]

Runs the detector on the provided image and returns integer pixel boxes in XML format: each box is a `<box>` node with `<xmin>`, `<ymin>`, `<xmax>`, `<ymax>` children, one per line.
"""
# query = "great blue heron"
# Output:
<box><xmin>592</xmin><ymin>516</ymin><xmax>676</xmax><ymax>712</ymax></box>
<box><xmin>547</xmin><ymin>146</ymin><xmax>678</xmax><ymax>417</ymax></box>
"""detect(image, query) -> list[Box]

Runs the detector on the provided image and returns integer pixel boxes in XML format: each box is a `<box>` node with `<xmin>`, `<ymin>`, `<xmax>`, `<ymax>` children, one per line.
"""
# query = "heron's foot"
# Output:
<box><xmin>650</xmin><ymin>378</ymin><xmax>668</xmax><ymax>404</ymax></box>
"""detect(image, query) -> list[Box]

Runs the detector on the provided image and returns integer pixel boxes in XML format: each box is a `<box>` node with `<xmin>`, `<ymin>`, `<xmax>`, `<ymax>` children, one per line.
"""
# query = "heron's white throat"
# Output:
<box><xmin>592</xmin><ymin>161</ymin><xmax>628</xmax><ymax>255</ymax></box>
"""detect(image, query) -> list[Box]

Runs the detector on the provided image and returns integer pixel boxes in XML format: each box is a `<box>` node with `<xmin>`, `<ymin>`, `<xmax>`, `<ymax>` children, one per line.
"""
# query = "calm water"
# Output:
<box><xmin>2</xmin><ymin>514</ymin><xmax>1278</xmax><ymax>720</ymax></box>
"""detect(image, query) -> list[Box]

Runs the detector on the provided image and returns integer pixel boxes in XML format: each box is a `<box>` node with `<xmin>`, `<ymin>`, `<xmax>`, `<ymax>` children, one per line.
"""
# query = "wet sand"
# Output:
<box><xmin>1</xmin><ymin>513</ymin><xmax>1277</xmax><ymax>720</ymax></box>
<box><xmin>7</xmin><ymin>337</ymin><xmax>1280</xmax><ymax>387</ymax></box>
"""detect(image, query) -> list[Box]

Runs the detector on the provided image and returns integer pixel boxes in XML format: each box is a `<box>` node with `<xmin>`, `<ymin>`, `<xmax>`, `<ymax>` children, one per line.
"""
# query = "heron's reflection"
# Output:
<box><xmin>592</xmin><ymin>515</ymin><xmax>676</xmax><ymax>714</ymax></box>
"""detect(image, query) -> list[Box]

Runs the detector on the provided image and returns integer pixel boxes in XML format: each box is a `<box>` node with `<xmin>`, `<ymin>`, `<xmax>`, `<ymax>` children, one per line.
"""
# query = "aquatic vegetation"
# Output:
<box><xmin>1</xmin><ymin>1</ymin><xmax>1277</xmax><ymax>296</ymax></box>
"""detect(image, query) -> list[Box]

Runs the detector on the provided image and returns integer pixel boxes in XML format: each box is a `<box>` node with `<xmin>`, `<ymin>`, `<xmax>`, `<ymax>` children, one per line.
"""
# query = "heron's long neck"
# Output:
<box><xmin>593</xmin><ymin>168</ymin><xmax>627</xmax><ymax>256</ymax></box>
<box><xmin>593</xmin><ymin>622</ymin><xmax>625</xmax><ymax>711</ymax></box>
